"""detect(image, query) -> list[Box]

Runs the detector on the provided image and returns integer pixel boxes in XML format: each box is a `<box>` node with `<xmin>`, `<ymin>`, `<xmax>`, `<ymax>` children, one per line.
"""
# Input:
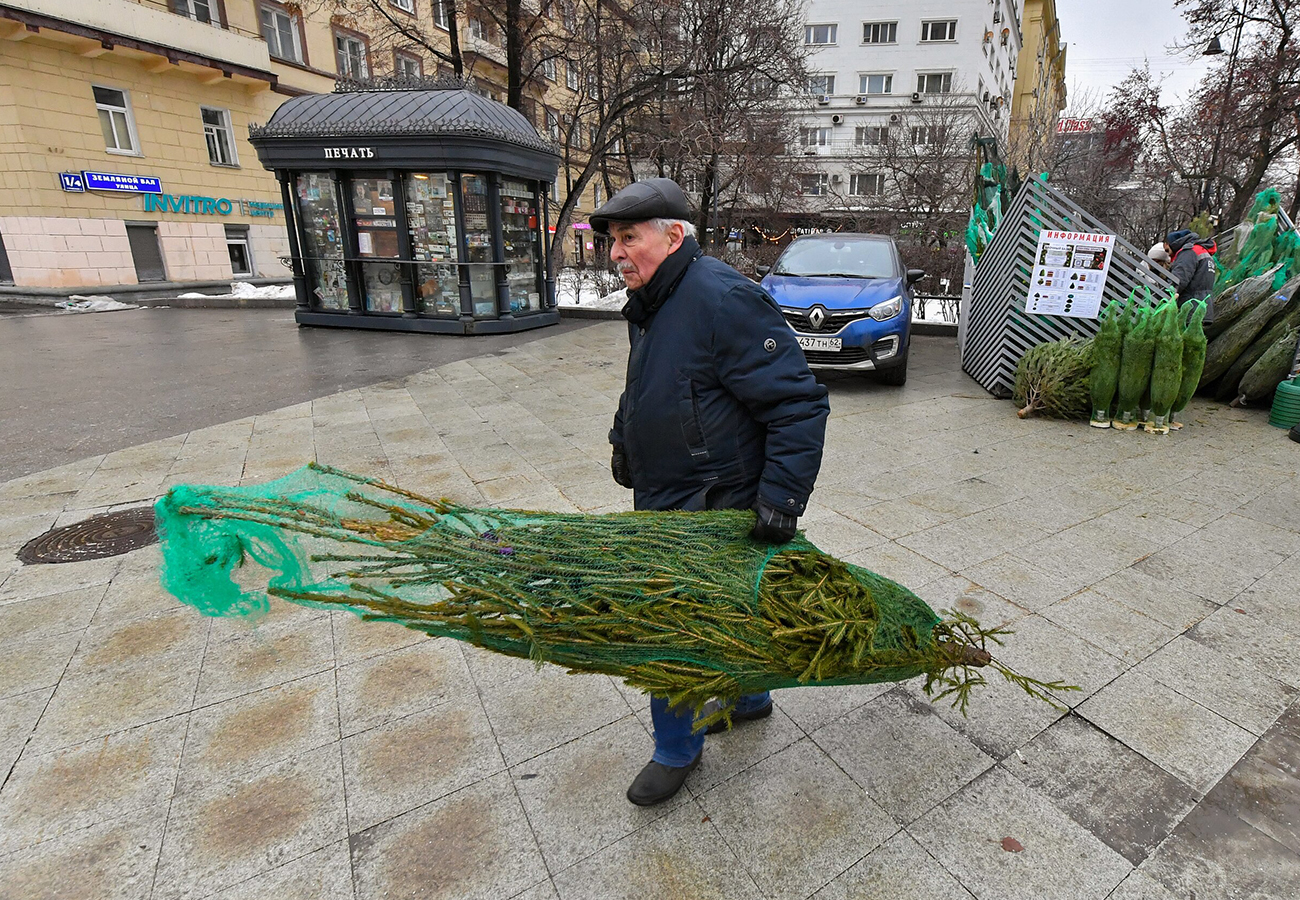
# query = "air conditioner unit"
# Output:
<box><xmin>854</xmin><ymin>95</ymin><xmax>868</xmax><ymax>105</ymax></box>
<box><xmin>816</xmin><ymin>94</ymin><xmax>831</xmax><ymax>105</ymax></box>
<box><xmin>804</xmin><ymin>149</ymin><xmax>818</xmax><ymax>156</ymax></box>
<box><xmin>831</xmin><ymin>114</ymin><xmax>844</xmax><ymax>125</ymax></box>
<box><xmin>910</xmin><ymin>91</ymin><xmax>923</xmax><ymax>103</ymax></box>
<box><xmin>993</xmin><ymin>11</ymin><xmax>1002</xmax><ymax>23</ymax></box>
<box><xmin>889</xmin><ymin>113</ymin><xmax>901</xmax><ymax>122</ymax></box>
<box><xmin>982</xmin><ymin>90</ymin><xmax>990</xmax><ymax>102</ymax></box>
<box><xmin>830</xmin><ymin>174</ymin><xmax>843</xmax><ymax>184</ymax></box>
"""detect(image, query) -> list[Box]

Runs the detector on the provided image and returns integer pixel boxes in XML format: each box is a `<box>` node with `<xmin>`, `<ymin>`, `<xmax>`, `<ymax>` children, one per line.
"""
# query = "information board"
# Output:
<box><xmin>1025</xmin><ymin>230</ymin><xmax>1115</xmax><ymax>319</ymax></box>
<box><xmin>82</xmin><ymin>171</ymin><xmax>163</xmax><ymax>194</ymax></box>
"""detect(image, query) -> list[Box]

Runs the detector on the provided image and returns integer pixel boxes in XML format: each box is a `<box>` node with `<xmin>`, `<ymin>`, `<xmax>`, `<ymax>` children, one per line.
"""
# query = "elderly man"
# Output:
<box><xmin>591</xmin><ymin>178</ymin><xmax>830</xmax><ymax>806</ymax></box>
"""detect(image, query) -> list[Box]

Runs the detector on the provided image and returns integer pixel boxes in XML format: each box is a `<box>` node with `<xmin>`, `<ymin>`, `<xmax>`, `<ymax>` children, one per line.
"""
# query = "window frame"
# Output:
<box><xmin>798</xmin><ymin>173</ymin><xmax>829</xmax><ymax>196</ymax></box>
<box><xmin>862</xmin><ymin>21</ymin><xmax>897</xmax><ymax>44</ymax></box>
<box><xmin>175</xmin><ymin>0</ymin><xmax>222</xmax><ymax>26</ymax></box>
<box><xmin>541</xmin><ymin>57</ymin><xmax>557</xmax><ymax>81</ymax></box>
<box><xmin>799</xmin><ymin>126</ymin><xmax>830</xmax><ymax>148</ymax></box>
<box><xmin>910</xmin><ymin>125</ymin><xmax>946</xmax><ymax>146</ymax></box>
<box><xmin>854</xmin><ymin>125</ymin><xmax>889</xmax><ymax>146</ymax></box>
<box><xmin>807</xmin><ymin>74</ymin><xmax>835</xmax><ymax>96</ymax></box>
<box><xmin>200</xmin><ymin>105</ymin><xmax>239</xmax><ymax>168</ymax></box>
<box><xmin>394</xmin><ymin>50</ymin><xmax>423</xmax><ymax>79</ymax></box>
<box><xmin>259</xmin><ymin>1</ymin><xmax>306</xmax><ymax>65</ymax></box>
<box><xmin>849</xmin><ymin>173</ymin><xmax>885</xmax><ymax>197</ymax></box>
<box><xmin>858</xmin><ymin>73</ymin><xmax>893</xmax><ymax>95</ymax></box>
<box><xmin>432</xmin><ymin>0</ymin><xmax>450</xmax><ymax>29</ymax></box>
<box><xmin>917</xmin><ymin>71</ymin><xmax>954</xmax><ymax>94</ymax></box>
<box><xmin>388</xmin><ymin>0</ymin><xmax>415</xmax><ymax>15</ymax></box>
<box><xmin>804</xmin><ymin>23</ymin><xmax>838</xmax><ymax>46</ymax></box>
<box><xmin>333</xmin><ymin>26</ymin><xmax>371</xmax><ymax>79</ymax></box>
<box><xmin>92</xmin><ymin>84</ymin><xmax>141</xmax><ymax>156</ymax></box>
<box><xmin>920</xmin><ymin>19</ymin><xmax>958</xmax><ymax>43</ymax></box>
<box><xmin>565</xmin><ymin>60</ymin><xmax>580</xmax><ymax>91</ymax></box>
<box><xmin>468</xmin><ymin>16</ymin><xmax>492</xmax><ymax>42</ymax></box>
<box><xmin>224</xmin><ymin>225</ymin><xmax>254</xmax><ymax>277</ymax></box>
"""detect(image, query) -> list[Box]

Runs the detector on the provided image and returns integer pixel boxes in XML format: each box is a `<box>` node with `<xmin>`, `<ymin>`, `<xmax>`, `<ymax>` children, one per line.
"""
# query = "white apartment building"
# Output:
<box><xmin>792</xmin><ymin>0</ymin><xmax>1023</xmax><ymax>208</ymax></box>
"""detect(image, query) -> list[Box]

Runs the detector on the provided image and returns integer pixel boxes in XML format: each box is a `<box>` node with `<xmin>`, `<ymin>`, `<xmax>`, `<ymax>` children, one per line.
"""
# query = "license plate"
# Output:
<box><xmin>797</xmin><ymin>336</ymin><xmax>842</xmax><ymax>352</ymax></box>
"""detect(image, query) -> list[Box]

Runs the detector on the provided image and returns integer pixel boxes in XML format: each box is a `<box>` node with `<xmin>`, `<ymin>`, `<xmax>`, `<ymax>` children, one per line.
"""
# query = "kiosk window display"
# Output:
<box><xmin>250</xmin><ymin>78</ymin><xmax>561</xmax><ymax>335</ymax></box>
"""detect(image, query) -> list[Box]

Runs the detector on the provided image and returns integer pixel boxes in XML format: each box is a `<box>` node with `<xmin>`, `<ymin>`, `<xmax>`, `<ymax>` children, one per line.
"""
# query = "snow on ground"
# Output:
<box><xmin>555</xmin><ymin>269</ymin><xmax>626</xmax><ymax>310</ymax></box>
<box><xmin>177</xmin><ymin>281</ymin><xmax>295</xmax><ymax>300</ymax></box>
<box><xmin>56</xmin><ymin>296</ymin><xmax>139</xmax><ymax>312</ymax></box>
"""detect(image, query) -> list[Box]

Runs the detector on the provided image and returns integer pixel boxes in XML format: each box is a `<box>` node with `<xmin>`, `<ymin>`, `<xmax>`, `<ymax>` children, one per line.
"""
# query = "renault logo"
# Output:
<box><xmin>808</xmin><ymin>306</ymin><xmax>826</xmax><ymax>330</ymax></box>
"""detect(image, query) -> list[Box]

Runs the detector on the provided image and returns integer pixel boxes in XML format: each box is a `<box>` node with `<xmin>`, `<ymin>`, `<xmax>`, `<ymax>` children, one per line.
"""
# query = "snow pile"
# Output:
<box><xmin>555</xmin><ymin>269</ymin><xmax>626</xmax><ymax>310</ymax></box>
<box><xmin>57</xmin><ymin>295</ymin><xmax>139</xmax><ymax>312</ymax></box>
<box><xmin>177</xmin><ymin>282</ymin><xmax>295</xmax><ymax>300</ymax></box>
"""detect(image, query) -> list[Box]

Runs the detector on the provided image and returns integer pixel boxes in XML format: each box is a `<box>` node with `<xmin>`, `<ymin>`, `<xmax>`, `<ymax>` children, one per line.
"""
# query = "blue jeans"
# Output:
<box><xmin>649</xmin><ymin>692</ymin><xmax>772</xmax><ymax>767</ymax></box>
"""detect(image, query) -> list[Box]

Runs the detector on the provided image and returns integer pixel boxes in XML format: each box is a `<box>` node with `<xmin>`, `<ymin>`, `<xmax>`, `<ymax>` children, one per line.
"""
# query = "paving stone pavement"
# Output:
<box><xmin>1</xmin><ymin>326</ymin><xmax>1299</xmax><ymax>899</ymax></box>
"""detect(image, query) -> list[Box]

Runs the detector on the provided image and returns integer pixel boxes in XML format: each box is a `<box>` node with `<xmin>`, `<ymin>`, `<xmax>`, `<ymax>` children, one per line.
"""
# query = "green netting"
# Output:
<box><xmin>154</xmin><ymin>464</ymin><xmax>1070</xmax><ymax>720</ymax></box>
<box><xmin>1213</xmin><ymin>188</ymin><xmax>1298</xmax><ymax>292</ymax></box>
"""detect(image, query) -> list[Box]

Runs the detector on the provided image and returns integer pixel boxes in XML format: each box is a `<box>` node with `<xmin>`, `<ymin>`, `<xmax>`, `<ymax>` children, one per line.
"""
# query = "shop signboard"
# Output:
<box><xmin>82</xmin><ymin>171</ymin><xmax>163</xmax><ymax>193</ymax></box>
<box><xmin>1025</xmin><ymin>230</ymin><xmax>1115</xmax><ymax>319</ymax></box>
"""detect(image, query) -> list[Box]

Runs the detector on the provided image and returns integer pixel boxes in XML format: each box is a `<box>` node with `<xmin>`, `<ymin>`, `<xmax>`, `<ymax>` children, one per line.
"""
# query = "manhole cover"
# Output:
<box><xmin>18</xmin><ymin>507</ymin><xmax>158</xmax><ymax>564</ymax></box>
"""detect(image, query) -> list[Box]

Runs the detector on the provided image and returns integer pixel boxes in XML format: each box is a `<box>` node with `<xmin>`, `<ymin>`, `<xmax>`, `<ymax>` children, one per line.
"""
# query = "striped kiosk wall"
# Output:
<box><xmin>961</xmin><ymin>177</ymin><xmax>1176</xmax><ymax>398</ymax></box>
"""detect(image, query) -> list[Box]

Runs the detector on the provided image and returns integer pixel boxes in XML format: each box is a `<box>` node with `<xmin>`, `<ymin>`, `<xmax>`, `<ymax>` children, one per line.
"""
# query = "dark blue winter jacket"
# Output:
<box><xmin>609</xmin><ymin>236</ymin><xmax>829</xmax><ymax>514</ymax></box>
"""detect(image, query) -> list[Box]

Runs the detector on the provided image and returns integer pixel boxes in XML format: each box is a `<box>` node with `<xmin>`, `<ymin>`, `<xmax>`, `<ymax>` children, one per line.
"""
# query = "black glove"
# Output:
<box><xmin>751</xmin><ymin>501</ymin><xmax>797</xmax><ymax>544</ymax></box>
<box><xmin>611</xmin><ymin>445</ymin><xmax>633</xmax><ymax>488</ymax></box>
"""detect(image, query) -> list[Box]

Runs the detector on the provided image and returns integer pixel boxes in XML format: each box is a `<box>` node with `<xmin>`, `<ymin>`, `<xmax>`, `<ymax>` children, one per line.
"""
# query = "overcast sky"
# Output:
<box><xmin>1055</xmin><ymin>0</ymin><xmax>1213</xmax><ymax>110</ymax></box>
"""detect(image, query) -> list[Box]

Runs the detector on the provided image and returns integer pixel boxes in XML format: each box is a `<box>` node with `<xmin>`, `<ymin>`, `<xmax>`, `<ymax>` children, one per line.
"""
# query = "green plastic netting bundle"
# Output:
<box><xmin>154</xmin><ymin>464</ymin><xmax>1070</xmax><ymax>722</ymax></box>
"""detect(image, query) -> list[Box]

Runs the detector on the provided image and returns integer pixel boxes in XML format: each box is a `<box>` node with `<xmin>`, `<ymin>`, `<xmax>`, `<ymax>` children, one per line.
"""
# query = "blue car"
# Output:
<box><xmin>759</xmin><ymin>234</ymin><xmax>923</xmax><ymax>385</ymax></box>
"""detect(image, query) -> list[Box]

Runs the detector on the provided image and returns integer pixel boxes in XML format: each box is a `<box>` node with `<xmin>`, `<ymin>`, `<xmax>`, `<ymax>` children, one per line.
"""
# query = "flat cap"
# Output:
<box><xmin>589</xmin><ymin>178</ymin><xmax>690</xmax><ymax>234</ymax></box>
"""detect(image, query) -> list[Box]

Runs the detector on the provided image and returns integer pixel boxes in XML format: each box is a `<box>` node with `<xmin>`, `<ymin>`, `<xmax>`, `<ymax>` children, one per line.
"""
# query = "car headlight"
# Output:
<box><xmin>869</xmin><ymin>295</ymin><xmax>903</xmax><ymax>321</ymax></box>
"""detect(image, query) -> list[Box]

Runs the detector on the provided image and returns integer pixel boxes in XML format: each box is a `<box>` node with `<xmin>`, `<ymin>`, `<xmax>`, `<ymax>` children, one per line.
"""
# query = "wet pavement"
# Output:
<box><xmin>0</xmin><ymin>324</ymin><xmax>1298</xmax><ymax>899</ymax></box>
<box><xmin>0</xmin><ymin>307</ymin><xmax>593</xmax><ymax>482</ymax></box>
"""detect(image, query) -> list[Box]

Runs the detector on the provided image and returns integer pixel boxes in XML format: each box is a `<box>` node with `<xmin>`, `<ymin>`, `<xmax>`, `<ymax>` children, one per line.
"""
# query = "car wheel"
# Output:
<box><xmin>874</xmin><ymin>360</ymin><xmax>907</xmax><ymax>386</ymax></box>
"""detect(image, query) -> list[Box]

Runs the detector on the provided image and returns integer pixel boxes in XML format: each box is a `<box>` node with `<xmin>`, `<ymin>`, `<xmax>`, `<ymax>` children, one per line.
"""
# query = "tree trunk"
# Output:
<box><xmin>505</xmin><ymin>0</ymin><xmax>524</xmax><ymax>111</ymax></box>
<box><xmin>447</xmin><ymin>1</ymin><xmax>463</xmax><ymax>77</ymax></box>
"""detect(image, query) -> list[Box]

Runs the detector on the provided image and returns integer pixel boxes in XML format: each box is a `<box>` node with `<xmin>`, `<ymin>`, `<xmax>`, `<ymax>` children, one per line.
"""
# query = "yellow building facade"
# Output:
<box><xmin>1009</xmin><ymin>0</ymin><xmax>1067</xmax><ymax>171</ymax></box>
<box><xmin>0</xmin><ymin>0</ymin><xmax>602</xmax><ymax>291</ymax></box>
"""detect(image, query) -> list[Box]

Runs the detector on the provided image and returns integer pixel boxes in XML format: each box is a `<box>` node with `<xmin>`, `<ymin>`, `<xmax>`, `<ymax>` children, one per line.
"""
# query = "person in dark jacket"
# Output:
<box><xmin>593</xmin><ymin>178</ymin><xmax>830</xmax><ymax>806</ymax></box>
<box><xmin>1164</xmin><ymin>229</ymin><xmax>1218</xmax><ymax>318</ymax></box>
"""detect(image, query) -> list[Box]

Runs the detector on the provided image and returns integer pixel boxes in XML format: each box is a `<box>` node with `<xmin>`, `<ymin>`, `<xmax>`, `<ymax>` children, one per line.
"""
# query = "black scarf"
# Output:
<box><xmin>621</xmin><ymin>236</ymin><xmax>702</xmax><ymax>325</ymax></box>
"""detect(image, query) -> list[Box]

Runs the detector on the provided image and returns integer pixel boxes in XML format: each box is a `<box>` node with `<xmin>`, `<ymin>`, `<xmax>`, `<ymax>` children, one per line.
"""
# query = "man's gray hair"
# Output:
<box><xmin>647</xmin><ymin>218</ymin><xmax>697</xmax><ymax>239</ymax></box>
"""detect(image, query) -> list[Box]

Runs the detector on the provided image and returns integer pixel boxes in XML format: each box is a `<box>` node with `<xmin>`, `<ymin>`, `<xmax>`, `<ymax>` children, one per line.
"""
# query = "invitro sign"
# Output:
<box><xmin>142</xmin><ymin>194</ymin><xmax>283</xmax><ymax>218</ymax></box>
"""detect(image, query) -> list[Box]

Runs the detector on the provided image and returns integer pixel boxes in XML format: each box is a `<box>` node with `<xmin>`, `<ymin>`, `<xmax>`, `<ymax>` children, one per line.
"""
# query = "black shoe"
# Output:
<box><xmin>626</xmin><ymin>756</ymin><xmax>700</xmax><ymax>806</ymax></box>
<box><xmin>703</xmin><ymin>699</ymin><xmax>774</xmax><ymax>734</ymax></box>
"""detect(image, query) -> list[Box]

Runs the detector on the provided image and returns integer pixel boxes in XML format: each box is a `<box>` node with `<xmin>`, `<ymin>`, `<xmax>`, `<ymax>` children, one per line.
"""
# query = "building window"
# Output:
<box><xmin>542</xmin><ymin>58</ymin><xmax>557</xmax><ymax>81</ymax></box>
<box><xmin>469</xmin><ymin>17</ymin><xmax>491</xmax><ymax>42</ymax></box>
<box><xmin>855</xmin><ymin>125</ymin><xmax>888</xmax><ymax>146</ymax></box>
<box><xmin>807</xmin><ymin>74</ymin><xmax>835</xmax><ymax>96</ymax></box>
<box><xmin>799</xmin><ymin>127</ymin><xmax>830</xmax><ymax>147</ymax></box>
<box><xmin>850</xmin><ymin>173</ymin><xmax>884</xmax><ymax>196</ymax></box>
<box><xmin>389</xmin><ymin>0</ymin><xmax>415</xmax><ymax>13</ymax></box>
<box><xmin>804</xmin><ymin>24</ymin><xmax>837</xmax><ymax>45</ymax></box>
<box><xmin>863</xmin><ymin>22</ymin><xmax>896</xmax><ymax>44</ymax></box>
<box><xmin>588</xmin><ymin>124</ymin><xmax>598</xmax><ymax>148</ymax></box>
<box><xmin>432</xmin><ymin>0</ymin><xmax>450</xmax><ymax>29</ymax></box>
<box><xmin>859</xmin><ymin>73</ymin><xmax>892</xmax><ymax>95</ymax></box>
<box><xmin>260</xmin><ymin>4</ymin><xmax>303</xmax><ymax>64</ymax></box>
<box><xmin>593</xmin><ymin>183</ymin><xmax>603</xmax><ymax>207</ymax></box>
<box><xmin>335</xmin><ymin>31</ymin><xmax>369</xmax><ymax>78</ymax></box>
<box><xmin>395</xmin><ymin>52</ymin><xmax>422</xmax><ymax>78</ymax></box>
<box><xmin>175</xmin><ymin>0</ymin><xmax>220</xmax><ymax>25</ymax></box>
<box><xmin>93</xmin><ymin>86</ymin><xmax>139</xmax><ymax>155</ymax></box>
<box><xmin>565</xmin><ymin>61</ymin><xmax>580</xmax><ymax>91</ymax></box>
<box><xmin>921</xmin><ymin>20</ymin><xmax>958</xmax><ymax>42</ymax></box>
<box><xmin>201</xmin><ymin>107</ymin><xmax>238</xmax><ymax>166</ymax></box>
<box><xmin>917</xmin><ymin>72</ymin><xmax>953</xmax><ymax>94</ymax></box>
<box><xmin>546</xmin><ymin>110</ymin><xmax>560</xmax><ymax>141</ymax></box>
<box><xmin>911</xmin><ymin>125</ymin><xmax>945</xmax><ymax>146</ymax></box>
<box><xmin>225</xmin><ymin>226</ymin><xmax>253</xmax><ymax>276</ymax></box>
<box><xmin>799</xmin><ymin>173</ymin><xmax>829</xmax><ymax>196</ymax></box>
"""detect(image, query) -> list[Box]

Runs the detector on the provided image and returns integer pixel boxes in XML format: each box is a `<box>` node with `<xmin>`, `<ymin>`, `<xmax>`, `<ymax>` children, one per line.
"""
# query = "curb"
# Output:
<box><xmin>0</xmin><ymin>277</ymin><xmax>294</xmax><ymax>308</ymax></box>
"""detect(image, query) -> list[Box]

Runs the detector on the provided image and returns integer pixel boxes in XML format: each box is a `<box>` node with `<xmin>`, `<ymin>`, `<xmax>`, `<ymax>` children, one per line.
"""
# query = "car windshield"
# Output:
<box><xmin>773</xmin><ymin>239</ymin><xmax>897</xmax><ymax>278</ymax></box>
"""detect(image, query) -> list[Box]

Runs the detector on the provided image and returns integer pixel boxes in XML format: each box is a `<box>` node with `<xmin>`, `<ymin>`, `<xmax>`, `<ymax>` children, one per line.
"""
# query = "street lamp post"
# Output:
<box><xmin>1201</xmin><ymin>5</ymin><xmax>1247</xmax><ymax>215</ymax></box>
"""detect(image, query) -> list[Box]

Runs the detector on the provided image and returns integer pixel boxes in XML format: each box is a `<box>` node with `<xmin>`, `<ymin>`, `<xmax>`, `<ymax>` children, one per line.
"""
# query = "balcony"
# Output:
<box><xmin>0</xmin><ymin>0</ymin><xmax>275</xmax><ymax>84</ymax></box>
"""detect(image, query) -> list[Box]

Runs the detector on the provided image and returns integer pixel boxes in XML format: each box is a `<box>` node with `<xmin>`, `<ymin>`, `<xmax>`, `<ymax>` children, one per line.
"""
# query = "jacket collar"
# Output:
<box><xmin>622</xmin><ymin>236</ymin><xmax>702</xmax><ymax>325</ymax></box>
